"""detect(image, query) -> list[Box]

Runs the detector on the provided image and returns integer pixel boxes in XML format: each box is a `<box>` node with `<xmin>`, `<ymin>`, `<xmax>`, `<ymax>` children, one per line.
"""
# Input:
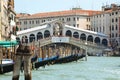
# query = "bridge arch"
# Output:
<box><xmin>102</xmin><ymin>39</ymin><xmax>108</xmax><ymax>46</ymax></box>
<box><xmin>44</xmin><ymin>30</ymin><xmax>50</xmax><ymax>38</ymax></box>
<box><xmin>22</xmin><ymin>36</ymin><xmax>28</xmax><ymax>43</ymax></box>
<box><xmin>29</xmin><ymin>34</ymin><xmax>35</xmax><ymax>42</ymax></box>
<box><xmin>73</xmin><ymin>32</ymin><xmax>79</xmax><ymax>38</ymax></box>
<box><xmin>94</xmin><ymin>37</ymin><xmax>100</xmax><ymax>44</ymax></box>
<box><xmin>37</xmin><ymin>32</ymin><xmax>43</xmax><ymax>40</ymax></box>
<box><xmin>87</xmin><ymin>35</ymin><xmax>93</xmax><ymax>42</ymax></box>
<box><xmin>66</xmin><ymin>30</ymin><xmax>72</xmax><ymax>37</ymax></box>
<box><xmin>80</xmin><ymin>33</ymin><xmax>86</xmax><ymax>40</ymax></box>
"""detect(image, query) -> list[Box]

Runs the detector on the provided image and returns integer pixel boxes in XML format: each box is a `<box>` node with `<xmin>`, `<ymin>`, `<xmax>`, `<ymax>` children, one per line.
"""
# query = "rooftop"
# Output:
<box><xmin>16</xmin><ymin>9</ymin><xmax>101</xmax><ymax>19</ymax></box>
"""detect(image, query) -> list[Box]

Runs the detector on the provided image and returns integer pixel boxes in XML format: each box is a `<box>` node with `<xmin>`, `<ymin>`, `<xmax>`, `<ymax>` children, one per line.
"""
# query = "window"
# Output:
<box><xmin>73</xmin><ymin>17</ymin><xmax>76</xmax><ymax>21</ymax></box>
<box><xmin>73</xmin><ymin>24</ymin><xmax>76</xmax><ymax>27</ymax></box>
<box><xmin>100</xmin><ymin>27</ymin><xmax>101</xmax><ymax>32</ymax></box>
<box><xmin>116</xmin><ymin>33</ymin><xmax>118</xmax><ymax>37</ymax></box>
<box><xmin>32</xmin><ymin>21</ymin><xmax>34</xmax><ymax>24</ymax></box>
<box><xmin>116</xmin><ymin>18</ymin><xmax>118</xmax><ymax>22</ymax></box>
<box><xmin>109</xmin><ymin>26</ymin><xmax>111</xmax><ymax>31</ymax></box>
<box><xmin>112</xmin><ymin>33</ymin><xmax>114</xmax><ymax>37</ymax></box>
<box><xmin>116</xmin><ymin>25</ymin><xmax>118</xmax><ymax>30</ymax></box>
<box><xmin>77</xmin><ymin>17</ymin><xmax>79</xmax><ymax>21</ymax></box>
<box><xmin>29</xmin><ymin>21</ymin><xmax>31</xmax><ymax>24</ymax></box>
<box><xmin>36</xmin><ymin>20</ymin><xmax>38</xmax><ymax>24</ymax></box>
<box><xmin>77</xmin><ymin>24</ymin><xmax>79</xmax><ymax>28</ymax></box>
<box><xmin>67</xmin><ymin>18</ymin><xmax>71</xmax><ymax>21</ymax></box>
<box><xmin>103</xmin><ymin>26</ymin><xmax>105</xmax><ymax>32</ymax></box>
<box><xmin>97</xmin><ymin>27</ymin><xmax>98</xmax><ymax>32</ymax></box>
<box><xmin>112</xmin><ymin>18</ymin><xmax>114</xmax><ymax>23</ymax></box>
<box><xmin>112</xmin><ymin>12</ymin><xmax>114</xmax><ymax>15</ymax></box>
<box><xmin>112</xmin><ymin>25</ymin><xmax>114</xmax><ymax>31</ymax></box>
<box><xmin>62</xmin><ymin>18</ymin><xmax>64</xmax><ymax>21</ymax></box>
<box><xmin>24</xmin><ymin>21</ymin><xmax>27</xmax><ymax>25</ymax></box>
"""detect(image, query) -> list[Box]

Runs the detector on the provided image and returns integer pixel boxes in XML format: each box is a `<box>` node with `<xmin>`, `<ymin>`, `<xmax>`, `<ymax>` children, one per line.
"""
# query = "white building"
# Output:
<box><xmin>16</xmin><ymin>8</ymin><xmax>100</xmax><ymax>31</ymax></box>
<box><xmin>91</xmin><ymin>4</ymin><xmax>120</xmax><ymax>52</ymax></box>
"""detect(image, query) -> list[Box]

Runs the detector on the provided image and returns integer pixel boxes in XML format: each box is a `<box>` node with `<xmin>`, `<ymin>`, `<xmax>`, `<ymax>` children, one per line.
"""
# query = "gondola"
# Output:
<box><xmin>34</xmin><ymin>55</ymin><xmax>59</xmax><ymax>69</ymax></box>
<box><xmin>0</xmin><ymin>55</ymin><xmax>38</xmax><ymax>74</ymax></box>
<box><xmin>54</xmin><ymin>54</ymin><xmax>85</xmax><ymax>64</ymax></box>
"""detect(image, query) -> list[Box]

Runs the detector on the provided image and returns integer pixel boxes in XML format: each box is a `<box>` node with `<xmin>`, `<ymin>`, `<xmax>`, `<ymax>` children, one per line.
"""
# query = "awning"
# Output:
<box><xmin>0</xmin><ymin>40</ymin><xmax>18</xmax><ymax>47</ymax></box>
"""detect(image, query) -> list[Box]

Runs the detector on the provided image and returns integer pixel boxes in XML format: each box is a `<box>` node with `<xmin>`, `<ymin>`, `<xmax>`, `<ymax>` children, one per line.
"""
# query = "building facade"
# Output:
<box><xmin>91</xmin><ymin>4</ymin><xmax>120</xmax><ymax>53</ymax></box>
<box><xmin>0</xmin><ymin>0</ymin><xmax>16</xmax><ymax>40</ymax></box>
<box><xmin>16</xmin><ymin>9</ymin><xmax>100</xmax><ymax>31</ymax></box>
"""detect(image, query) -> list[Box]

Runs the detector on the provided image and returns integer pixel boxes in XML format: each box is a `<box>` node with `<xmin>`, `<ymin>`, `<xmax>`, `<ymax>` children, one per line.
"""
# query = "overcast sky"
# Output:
<box><xmin>14</xmin><ymin>0</ymin><xmax>119</xmax><ymax>14</ymax></box>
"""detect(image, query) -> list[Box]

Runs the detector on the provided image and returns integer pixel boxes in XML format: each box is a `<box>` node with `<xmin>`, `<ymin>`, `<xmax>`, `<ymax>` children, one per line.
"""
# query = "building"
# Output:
<box><xmin>0</xmin><ymin>0</ymin><xmax>16</xmax><ymax>40</ymax></box>
<box><xmin>16</xmin><ymin>8</ymin><xmax>100</xmax><ymax>31</ymax></box>
<box><xmin>91</xmin><ymin>4</ymin><xmax>120</xmax><ymax>53</ymax></box>
<box><xmin>8</xmin><ymin>0</ymin><xmax>16</xmax><ymax>37</ymax></box>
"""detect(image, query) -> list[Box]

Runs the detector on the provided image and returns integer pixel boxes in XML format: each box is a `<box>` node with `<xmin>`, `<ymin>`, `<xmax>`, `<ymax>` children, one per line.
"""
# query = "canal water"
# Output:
<box><xmin>1</xmin><ymin>56</ymin><xmax>120</xmax><ymax>80</ymax></box>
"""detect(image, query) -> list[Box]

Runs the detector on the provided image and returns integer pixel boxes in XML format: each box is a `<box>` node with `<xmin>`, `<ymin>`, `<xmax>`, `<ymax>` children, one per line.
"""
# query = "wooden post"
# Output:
<box><xmin>24</xmin><ymin>46</ymin><xmax>32</xmax><ymax>80</ymax></box>
<box><xmin>12</xmin><ymin>45</ymin><xmax>32</xmax><ymax>80</ymax></box>
<box><xmin>0</xmin><ymin>47</ymin><xmax>2</xmax><ymax>64</ymax></box>
<box><xmin>12</xmin><ymin>44</ymin><xmax>23</xmax><ymax>80</ymax></box>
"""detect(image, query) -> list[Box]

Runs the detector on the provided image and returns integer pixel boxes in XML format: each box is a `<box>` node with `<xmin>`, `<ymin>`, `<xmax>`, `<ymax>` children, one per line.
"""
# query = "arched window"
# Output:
<box><xmin>29</xmin><ymin>34</ymin><xmax>35</xmax><ymax>42</ymax></box>
<box><xmin>66</xmin><ymin>30</ymin><xmax>72</xmax><ymax>37</ymax></box>
<box><xmin>44</xmin><ymin>30</ymin><xmax>50</xmax><ymax>38</ymax></box>
<box><xmin>37</xmin><ymin>32</ymin><xmax>43</xmax><ymax>40</ymax></box>
<box><xmin>87</xmin><ymin>35</ymin><xmax>93</xmax><ymax>42</ymax></box>
<box><xmin>102</xmin><ymin>39</ymin><xmax>108</xmax><ymax>46</ymax></box>
<box><xmin>94</xmin><ymin>37</ymin><xmax>100</xmax><ymax>44</ymax></box>
<box><xmin>80</xmin><ymin>33</ymin><xmax>86</xmax><ymax>40</ymax></box>
<box><xmin>73</xmin><ymin>32</ymin><xmax>79</xmax><ymax>38</ymax></box>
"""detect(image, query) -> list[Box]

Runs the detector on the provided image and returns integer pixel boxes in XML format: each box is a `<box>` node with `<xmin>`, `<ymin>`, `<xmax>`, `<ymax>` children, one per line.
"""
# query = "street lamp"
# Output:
<box><xmin>85</xmin><ymin>42</ymin><xmax>87</xmax><ymax>61</ymax></box>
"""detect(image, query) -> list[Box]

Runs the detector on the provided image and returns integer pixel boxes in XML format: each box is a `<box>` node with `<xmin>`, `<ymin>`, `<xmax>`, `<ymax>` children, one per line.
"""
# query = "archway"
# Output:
<box><xmin>87</xmin><ymin>35</ymin><xmax>93</xmax><ymax>42</ymax></box>
<box><xmin>73</xmin><ymin>32</ymin><xmax>79</xmax><ymax>38</ymax></box>
<box><xmin>94</xmin><ymin>37</ymin><xmax>100</xmax><ymax>44</ymax></box>
<box><xmin>80</xmin><ymin>33</ymin><xmax>86</xmax><ymax>40</ymax></box>
<box><xmin>66</xmin><ymin>30</ymin><xmax>72</xmax><ymax>37</ymax></box>
<box><xmin>29</xmin><ymin>34</ymin><xmax>35</xmax><ymax>42</ymax></box>
<box><xmin>37</xmin><ymin>32</ymin><xmax>43</xmax><ymax>40</ymax></box>
<box><xmin>44</xmin><ymin>30</ymin><xmax>50</xmax><ymax>38</ymax></box>
<box><xmin>102</xmin><ymin>39</ymin><xmax>108</xmax><ymax>46</ymax></box>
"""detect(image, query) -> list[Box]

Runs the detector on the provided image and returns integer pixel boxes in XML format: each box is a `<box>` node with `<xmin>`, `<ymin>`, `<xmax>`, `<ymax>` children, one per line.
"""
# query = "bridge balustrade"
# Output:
<box><xmin>24</xmin><ymin>36</ymin><xmax>107</xmax><ymax>52</ymax></box>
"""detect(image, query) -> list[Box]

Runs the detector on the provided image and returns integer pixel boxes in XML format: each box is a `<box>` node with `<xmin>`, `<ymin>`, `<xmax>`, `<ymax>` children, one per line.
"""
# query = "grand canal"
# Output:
<box><xmin>1</xmin><ymin>56</ymin><xmax>120</xmax><ymax>80</ymax></box>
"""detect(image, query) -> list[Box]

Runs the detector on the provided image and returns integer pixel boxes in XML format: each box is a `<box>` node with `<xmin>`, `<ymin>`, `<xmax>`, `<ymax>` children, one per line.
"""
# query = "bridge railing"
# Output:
<box><xmin>69</xmin><ymin>37</ymin><xmax>107</xmax><ymax>49</ymax></box>
<box><xmin>26</xmin><ymin>36</ymin><xmax>107</xmax><ymax>50</ymax></box>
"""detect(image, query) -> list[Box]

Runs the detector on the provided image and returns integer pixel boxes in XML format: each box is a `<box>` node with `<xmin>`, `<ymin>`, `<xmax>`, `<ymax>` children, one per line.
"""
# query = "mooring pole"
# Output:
<box><xmin>12</xmin><ymin>44</ymin><xmax>23</xmax><ymax>80</ymax></box>
<box><xmin>12</xmin><ymin>44</ymin><xmax>32</xmax><ymax>80</ymax></box>
<box><xmin>24</xmin><ymin>46</ymin><xmax>32</xmax><ymax>80</ymax></box>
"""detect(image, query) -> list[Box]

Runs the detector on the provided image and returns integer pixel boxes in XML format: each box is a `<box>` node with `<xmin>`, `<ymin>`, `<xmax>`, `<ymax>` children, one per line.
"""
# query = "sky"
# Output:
<box><xmin>14</xmin><ymin>0</ymin><xmax>120</xmax><ymax>14</ymax></box>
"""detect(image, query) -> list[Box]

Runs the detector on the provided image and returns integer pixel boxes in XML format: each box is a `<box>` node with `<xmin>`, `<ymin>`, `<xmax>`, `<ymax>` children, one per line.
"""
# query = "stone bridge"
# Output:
<box><xmin>16</xmin><ymin>20</ymin><xmax>109</xmax><ymax>55</ymax></box>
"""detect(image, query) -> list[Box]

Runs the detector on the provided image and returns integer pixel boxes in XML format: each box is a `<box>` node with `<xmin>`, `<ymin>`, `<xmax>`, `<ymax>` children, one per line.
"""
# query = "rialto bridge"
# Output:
<box><xmin>16</xmin><ymin>20</ymin><xmax>109</xmax><ymax>56</ymax></box>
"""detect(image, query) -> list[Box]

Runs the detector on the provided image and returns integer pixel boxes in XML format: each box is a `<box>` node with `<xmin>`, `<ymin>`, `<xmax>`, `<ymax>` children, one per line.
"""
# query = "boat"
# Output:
<box><xmin>0</xmin><ymin>59</ymin><xmax>14</xmax><ymax>74</ymax></box>
<box><xmin>0</xmin><ymin>55</ymin><xmax>38</xmax><ymax>74</ymax></box>
<box><xmin>2</xmin><ymin>59</ymin><xmax>14</xmax><ymax>64</ymax></box>
<box><xmin>54</xmin><ymin>54</ymin><xmax>85</xmax><ymax>64</ymax></box>
<box><xmin>35</xmin><ymin>55</ymin><xmax>59</xmax><ymax>69</ymax></box>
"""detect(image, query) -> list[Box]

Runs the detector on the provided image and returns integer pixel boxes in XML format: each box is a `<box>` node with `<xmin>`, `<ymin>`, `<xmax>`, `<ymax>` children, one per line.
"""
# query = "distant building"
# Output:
<box><xmin>16</xmin><ymin>9</ymin><xmax>100</xmax><ymax>31</ymax></box>
<box><xmin>91</xmin><ymin>3</ymin><xmax>120</xmax><ymax>53</ymax></box>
